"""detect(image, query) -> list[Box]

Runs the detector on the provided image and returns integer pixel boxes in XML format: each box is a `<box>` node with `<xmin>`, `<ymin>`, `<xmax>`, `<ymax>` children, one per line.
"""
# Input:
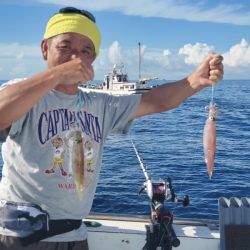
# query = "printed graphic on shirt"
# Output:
<box><xmin>45</xmin><ymin>135</ymin><xmax>67</xmax><ymax>176</ymax></box>
<box><xmin>84</xmin><ymin>139</ymin><xmax>94</xmax><ymax>173</ymax></box>
<box><xmin>37</xmin><ymin>109</ymin><xmax>102</xmax><ymax>145</ymax></box>
<box><xmin>40</xmin><ymin>108</ymin><xmax>102</xmax><ymax>198</ymax></box>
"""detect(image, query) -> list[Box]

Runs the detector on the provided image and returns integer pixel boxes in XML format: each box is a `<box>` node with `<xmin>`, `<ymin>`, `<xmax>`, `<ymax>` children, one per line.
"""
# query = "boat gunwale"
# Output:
<box><xmin>86</xmin><ymin>212</ymin><xmax>219</xmax><ymax>227</ymax></box>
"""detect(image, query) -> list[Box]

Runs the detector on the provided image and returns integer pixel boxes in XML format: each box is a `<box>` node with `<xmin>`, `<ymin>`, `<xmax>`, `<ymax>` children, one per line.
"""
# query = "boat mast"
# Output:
<box><xmin>138</xmin><ymin>42</ymin><xmax>141</xmax><ymax>81</ymax></box>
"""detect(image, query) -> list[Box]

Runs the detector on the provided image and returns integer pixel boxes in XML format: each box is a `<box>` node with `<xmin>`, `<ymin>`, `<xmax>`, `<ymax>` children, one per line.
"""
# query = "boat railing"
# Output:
<box><xmin>219</xmin><ymin>197</ymin><xmax>250</xmax><ymax>250</ymax></box>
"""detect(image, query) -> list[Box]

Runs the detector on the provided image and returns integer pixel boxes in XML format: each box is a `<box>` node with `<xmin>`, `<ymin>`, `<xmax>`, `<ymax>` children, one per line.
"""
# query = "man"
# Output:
<box><xmin>0</xmin><ymin>6</ymin><xmax>223</xmax><ymax>250</ymax></box>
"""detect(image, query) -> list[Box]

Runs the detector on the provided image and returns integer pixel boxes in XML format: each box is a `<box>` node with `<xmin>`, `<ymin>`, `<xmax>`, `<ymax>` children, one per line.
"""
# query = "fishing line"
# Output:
<box><xmin>211</xmin><ymin>84</ymin><xmax>214</xmax><ymax>104</ymax></box>
<box><xmin>76</xmin><ymin>80</ymin><xmax>91</xmax><ymax>126</ymax></box>
<box><xmin>76</xmin><ymin>89</ymin><xmax>83</xmax><ymax>128</ymax></box>
<box><xmin>66</xmin><ymin>90</ymin><xmax>83</xmax><ymax>153</ymax></box>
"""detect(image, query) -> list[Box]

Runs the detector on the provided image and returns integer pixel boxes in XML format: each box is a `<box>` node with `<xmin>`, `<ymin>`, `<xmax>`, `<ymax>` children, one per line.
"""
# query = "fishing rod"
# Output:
<box><xmin>132</xmin><ymin>141</ymin><xmax>149</xmax><ymax>181</ymax></box>
<box><xmin>131</xmin><ymin>141</ymin><xmax>189</xmax><ymax>250</ymax></box>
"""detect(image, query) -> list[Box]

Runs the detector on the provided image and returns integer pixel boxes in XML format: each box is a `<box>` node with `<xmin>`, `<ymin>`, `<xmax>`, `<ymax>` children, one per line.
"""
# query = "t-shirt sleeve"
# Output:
<box><xmin>102</xmin><ymin>94</ymin><xmax>141</xmax><ymax>134</ymax></box>
<box><xmin>0</xmin><ymin>114</ymin><xmax>27</xmax><ymax>141</ymax></box>
<box><xmin>0</xmin><ymin>78</ymin><xmax>28</xmax><ymax>140</ymax></box>
<box><xmin>0</xmin><ymin>128</ymin><xmax>9</xmax><ymax>142</ymax></box>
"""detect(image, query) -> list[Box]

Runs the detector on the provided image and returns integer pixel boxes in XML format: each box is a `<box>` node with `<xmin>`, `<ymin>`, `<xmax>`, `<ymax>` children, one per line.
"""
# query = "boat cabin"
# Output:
<box><xmin>102</xmin><ymin>64</ymin><xmax>137</xmax><ymax>91</ymax></box>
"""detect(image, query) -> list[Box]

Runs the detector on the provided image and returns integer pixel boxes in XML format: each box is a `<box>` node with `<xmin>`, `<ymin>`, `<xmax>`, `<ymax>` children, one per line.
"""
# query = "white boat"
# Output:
<box><xmin>102</xmin><ymin>63</ymin><xmax>151</xmax><ymax>91</ymax></box>
<box><xmin>85</xmin><ymin>213</ymin><xmax>220</xmax><ymax>250</ymax></box>
<box><xmin>81</xmin><ymin>63</ymin><xmax>157</xmax><ymax>95</ymax></box>
<box><xmin>81</xmin><ymin>68</ymin><xmax>156</xmax><ymax>95</ymax></box>
<box><xmin>81</xmin><ymin>43</ymin><xmax>157</xmax><ymax>95</ymax></box>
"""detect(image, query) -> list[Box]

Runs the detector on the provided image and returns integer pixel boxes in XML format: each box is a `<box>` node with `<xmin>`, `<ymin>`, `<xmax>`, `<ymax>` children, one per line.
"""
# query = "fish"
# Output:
<box><xmin>70</xmin><ymin>130</ymin><xmax>85</xmax><ymax>199</ymax></box>
<box><xmin>203</xmin><ymin>102</ymin><xmax>218</xmax><ymax>179</ymax></box>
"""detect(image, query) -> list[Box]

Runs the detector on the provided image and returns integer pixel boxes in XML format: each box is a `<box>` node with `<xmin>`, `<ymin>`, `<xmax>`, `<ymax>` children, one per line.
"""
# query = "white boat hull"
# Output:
<box><xmin>80</xmin><ymin>87</ymin><xmax>151</xmax><ymax>95</ymax></box>
<box><xmin>85</xmin><ymin>214</ymin><xmax>220</xmax><ymax>250</ymax></box>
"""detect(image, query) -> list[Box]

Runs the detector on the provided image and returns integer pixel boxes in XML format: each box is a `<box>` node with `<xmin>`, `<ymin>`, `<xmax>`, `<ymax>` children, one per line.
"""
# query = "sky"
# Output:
<box><xmin>1</xmin><ymin>0</ymin><xmax>250</xmax><ymax>80</ymax></box>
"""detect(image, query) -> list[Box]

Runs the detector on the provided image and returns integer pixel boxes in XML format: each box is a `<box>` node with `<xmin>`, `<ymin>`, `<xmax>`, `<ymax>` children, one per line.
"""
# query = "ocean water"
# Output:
<box><xmin>1</xmin><ymin>79</ymin><xmax>250</xmax><ymax>221</ymax></box>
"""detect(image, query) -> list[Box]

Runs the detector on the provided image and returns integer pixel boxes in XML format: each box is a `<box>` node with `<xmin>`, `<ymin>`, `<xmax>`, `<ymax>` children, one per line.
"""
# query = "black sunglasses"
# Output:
<box><xmin>59</xmin><ymin>7</ymin><xmax>96</xmax><ymax>23</ymax></box>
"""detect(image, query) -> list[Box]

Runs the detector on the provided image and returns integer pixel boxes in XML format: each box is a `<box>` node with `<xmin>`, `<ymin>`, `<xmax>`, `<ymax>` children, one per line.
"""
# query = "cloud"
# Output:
<box><xmin>179</xmin><ymin>43</ymin><xmax>214</xmax><ymax>65</ymax></box>
<box><xmin>223</xmin><ymin>39</ymin><xmax>250</xmax><ymax>67</ymax></box>
<box><xmin>108</xmin><ymin>41</ymin><xmax>122</xmax><ymax>64</ymax></box>
<box><xmin>0</xmin><ymin>43</ymin><xmax>41</xmax><ymax>58</ymax></box>
<box><xmin>1</xmin><ymin>39</ymin><xmax>250</xmax><ymax>80</ymax></box>
<box><xmin>0</xmin><ymin>43</ymin><xmax>45</xmax><ymax>79</ymax></box>
<box><xmin>222</xmin><ymin>39</ymin><xmax>250</xmax><ymax>78</ymax></box>
<box><xmin>38</xmin><ymin>0</ymin><xmax>250</xmax><ymax>25</ymax></box>
<box><xmin>93</xmin><ymin>39</ymin><xmax>250</xmax><ymax>80</ymax></box>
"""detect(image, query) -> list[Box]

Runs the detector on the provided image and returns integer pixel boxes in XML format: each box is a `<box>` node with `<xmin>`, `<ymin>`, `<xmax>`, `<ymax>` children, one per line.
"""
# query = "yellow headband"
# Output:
<box><xmin>43</xmin><ymin>13</ymin><xmax>101</xmax><ymax>55</ymax></box>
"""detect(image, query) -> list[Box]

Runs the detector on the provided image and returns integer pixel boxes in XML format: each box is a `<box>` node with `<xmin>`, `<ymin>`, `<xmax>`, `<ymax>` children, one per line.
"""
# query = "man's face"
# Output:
<box><xmin>42</xmin><ymin>32</ymin><xmax>96</xmax><ymax>67</ymax></box>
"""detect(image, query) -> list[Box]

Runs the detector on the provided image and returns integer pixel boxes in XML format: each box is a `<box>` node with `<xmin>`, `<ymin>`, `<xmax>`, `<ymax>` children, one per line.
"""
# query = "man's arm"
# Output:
<box><xmin>0</xmin><ymin>58</ymin><xmax>94</xmax><ymax>130</ymax></box>
<box><xmin>0</xmin><ymin>71</ymin><xmax>57</xmax><ymax>130</ymax></box>
<box><xmin>131</xmin><ymin>54</ymin><xmax>224</xmax><ymax>119</ymax></box>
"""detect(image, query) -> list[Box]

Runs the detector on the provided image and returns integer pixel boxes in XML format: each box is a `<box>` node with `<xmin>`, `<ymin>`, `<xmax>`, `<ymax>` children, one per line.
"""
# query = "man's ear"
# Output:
<box><xmin>41</xmin><ymin>39</ymin><xmax>48</xmax><ymax>60</ymax></box>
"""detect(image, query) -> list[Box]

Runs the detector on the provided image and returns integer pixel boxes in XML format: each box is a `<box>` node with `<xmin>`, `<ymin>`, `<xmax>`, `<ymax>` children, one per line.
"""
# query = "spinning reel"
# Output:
<box><xmin>139</xmin><ymin>177</ymin><xmax>189</xmax><ymax>206</ymax></box>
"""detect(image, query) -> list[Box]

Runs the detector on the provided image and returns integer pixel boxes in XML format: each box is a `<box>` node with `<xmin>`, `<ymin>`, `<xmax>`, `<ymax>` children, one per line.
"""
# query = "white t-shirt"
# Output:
<box><xmin>0</xmin><ymin>80</ymin><xmax>141</xmax><ymax>241</ymax></box>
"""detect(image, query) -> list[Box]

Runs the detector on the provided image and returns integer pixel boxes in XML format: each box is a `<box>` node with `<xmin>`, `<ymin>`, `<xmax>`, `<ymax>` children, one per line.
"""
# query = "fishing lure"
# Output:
<box><xmin>203</xmin><ymin>82</ymin><xmax>220</xmax><ymax>178</ymax></box>
<box><xmin>203</xmin><ymin>100</ymin><xmax>218</xmax><ymax>179</ymax></box>
<box><xmin>69</xmin><ymin>91</ymin><xmax>85</xmax><ymax>199</ymax></box>
<box><xmin>70</xmin><ymin>130</ymin><xmax>85</xmax><ymax>199</ymax></box>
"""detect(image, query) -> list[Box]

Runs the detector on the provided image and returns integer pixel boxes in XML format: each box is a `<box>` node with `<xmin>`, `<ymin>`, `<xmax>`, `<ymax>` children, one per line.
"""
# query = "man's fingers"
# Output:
<box><xmin>209</xmin><ymin>55</ymin><xmax>223</xmax><ymax>69</ymax></box>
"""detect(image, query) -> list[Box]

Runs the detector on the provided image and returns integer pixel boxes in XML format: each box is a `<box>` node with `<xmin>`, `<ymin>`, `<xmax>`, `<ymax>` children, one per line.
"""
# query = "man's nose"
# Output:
<box><xmin>71</xmin><ymin>49</ymin><xmax>81</xmax><ymax>58</ymax></box>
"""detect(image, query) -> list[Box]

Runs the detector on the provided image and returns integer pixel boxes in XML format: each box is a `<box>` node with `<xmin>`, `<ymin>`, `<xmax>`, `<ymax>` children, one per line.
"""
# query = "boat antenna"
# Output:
<box><xmin>138</xmin><ymin>42</ymin><xmax>141</xmax><ymax>81</ymax></box>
